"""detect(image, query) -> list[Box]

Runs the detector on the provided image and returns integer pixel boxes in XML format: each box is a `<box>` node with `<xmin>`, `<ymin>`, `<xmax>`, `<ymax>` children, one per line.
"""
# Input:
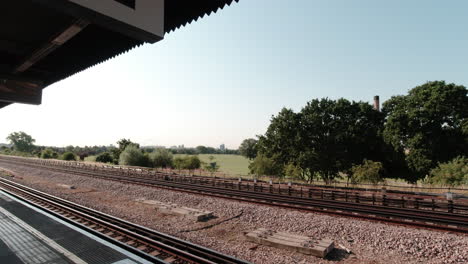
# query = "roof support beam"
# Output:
<box><xmin>0</xmin><ymin>76</ymin><xmax>43</xmax><ymax>105</ymax></box>
<box><xmin>14</xmin><ymin>19</ymin><xmax>89</xmax><ymax>73</ymax></box>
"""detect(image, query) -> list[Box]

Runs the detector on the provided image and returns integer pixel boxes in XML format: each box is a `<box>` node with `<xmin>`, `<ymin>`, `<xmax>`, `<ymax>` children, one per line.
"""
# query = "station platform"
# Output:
<box><xmin>0</xmin><ymin>191</ymin><xmax>151</xmax><ymax>264</ymax></box>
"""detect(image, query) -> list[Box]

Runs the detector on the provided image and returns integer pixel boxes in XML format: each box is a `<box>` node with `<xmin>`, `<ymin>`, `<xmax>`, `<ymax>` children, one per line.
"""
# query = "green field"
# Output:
<box><xmin>175</xmin><ymin>154</ymin><xmax>250</xmax><ymax>175</ymax></box>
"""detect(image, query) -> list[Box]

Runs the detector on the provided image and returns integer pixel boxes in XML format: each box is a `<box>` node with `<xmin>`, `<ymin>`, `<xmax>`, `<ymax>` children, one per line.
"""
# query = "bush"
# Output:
<box><xmin>249</xmin><ymin>154</ymin><xmax>282</xmax><ymax>176</ymax></box>
<box><xmin>173</xmin><ymin>156</ymin><xmax>185</xmax><ymax>172</ymax></box>
<box><xmin>204</xmin><ymin>156</ymin><xmax>220</xmax><ymax>176</ymax></box>
<box><xmin>118</xmin><ymin>145</ymin><xmax>149</xmax><ymax>167</ymax></box>
<box><xmin>283</xmin><ymin>162</ymin><xmax>303</xmax><ymax>180</ymax></box>
<box><xmin>183</xmin><ymin>155</ymin><xmax>201</xmax><ymax>174</ymax></box>
<box><xmin>95</xmin><ymin>152</ymin><xmax>114</xmax><ymax>163</ymax></box>
<box><xmin>350</xmin><ymin>160</ymin><xmax>384</xmax><ymax>184</ymax></box>
<box><xmin>41</xmin><ymin>148</ymin><xmax>58</xmax><ymax>159</ymax></box>
<box><xmin>149</xmin><ymin>149</ymin><xmax>173</xmax><ymax>168</ymax></box>
<box><xmin>61</xmin><ymin>152</ymin><xmax>76</xmax><ymax>161</ymax></box>
<box><xmin>429</xmin><ymin>156</ymin><xmax>468</xmax><ymax>186</ymax></box>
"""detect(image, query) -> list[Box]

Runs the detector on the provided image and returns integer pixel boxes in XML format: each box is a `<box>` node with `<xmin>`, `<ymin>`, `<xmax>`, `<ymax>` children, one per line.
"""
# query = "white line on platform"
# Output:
<box><xmin>0</xmin><ymin>207</ymin><xmax>87</xmax><ymax>264</ymax></box>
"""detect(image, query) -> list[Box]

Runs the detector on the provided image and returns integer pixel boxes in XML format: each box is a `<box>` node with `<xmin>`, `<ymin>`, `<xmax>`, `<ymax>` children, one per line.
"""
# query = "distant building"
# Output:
<box><xmin>219</xmin><ymin>144</ymin><xmax>226</xmax><ymax>152</ymax></box>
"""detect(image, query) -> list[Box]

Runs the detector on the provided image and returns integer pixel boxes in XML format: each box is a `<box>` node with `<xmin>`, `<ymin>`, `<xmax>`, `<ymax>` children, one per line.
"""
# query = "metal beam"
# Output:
<box><xmin>14</xmin><ymin>19</ymin><xmax>89</xmax><ymax>73</ymax></box>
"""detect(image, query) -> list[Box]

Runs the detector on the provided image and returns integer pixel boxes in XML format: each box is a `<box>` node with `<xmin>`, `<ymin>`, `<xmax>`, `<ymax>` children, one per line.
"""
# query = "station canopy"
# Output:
<box><xmin>0</xmin><ymin>0</ymin><xmax>239</xmax><ymax>109</ymax></box>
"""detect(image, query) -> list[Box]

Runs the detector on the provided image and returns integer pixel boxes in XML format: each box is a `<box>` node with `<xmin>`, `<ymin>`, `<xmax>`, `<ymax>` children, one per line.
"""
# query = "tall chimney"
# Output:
<box><xmin>373</xmin><ymin>95</ymin><xmax>380</xmax><ymax>111</ymax></box>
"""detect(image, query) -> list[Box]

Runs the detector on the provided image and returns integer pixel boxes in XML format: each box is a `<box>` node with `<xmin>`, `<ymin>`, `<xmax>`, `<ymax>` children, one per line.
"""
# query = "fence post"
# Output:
<box><xmin>448</xmin><ymin>200</ymin><xmax>454</xmax><ymax>213</ymax></box>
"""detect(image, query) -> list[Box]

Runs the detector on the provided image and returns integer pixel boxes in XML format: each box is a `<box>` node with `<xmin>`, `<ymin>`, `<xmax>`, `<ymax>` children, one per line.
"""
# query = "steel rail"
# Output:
<box><xmin>1</xmin><ymin>158</ymin><xmax>468</xmax><ymax>233</ymax></box>
<box><xmin>0</xmin><ymin>178</ymin><xmax>251</xmax><ymax>264</ymax></box>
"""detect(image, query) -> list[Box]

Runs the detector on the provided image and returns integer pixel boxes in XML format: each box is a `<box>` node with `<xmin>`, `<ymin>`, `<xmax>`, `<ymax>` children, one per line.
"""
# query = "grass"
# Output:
<box><xmin>175</xmin><ymin>154</ymin><xmax>250</xmax><ymax>175</ymax></box>
<box><xmin>84</xmin><ymin>155</ymin><xmax>97</xmax><ymax>162</ymax></box>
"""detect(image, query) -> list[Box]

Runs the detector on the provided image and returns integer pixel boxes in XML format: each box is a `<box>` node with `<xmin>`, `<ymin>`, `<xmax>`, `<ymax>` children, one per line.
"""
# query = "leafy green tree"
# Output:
<box><xmin>257</xmin><ymin>108</ymin><xmax>301</xmax><ymax>168</ymax></box>
<box><xmin>41</xmin><ymin>148</ymin><xmax>58</xmax><ymax>159</ymax></box>
<box><xmin>383</xmin><ymin>81</ymin><xmax>468</xmax><ymax>180</ymax></box>
<box><xmin>350</xmin><ymin>160</ymin><xmax>384</xmax><ymax>184</ymax></box>
<box><xmin>204</xmin><ymin>155</ymin><xmax>220</xmax><ymax>176</ymax></box>
<box><xmin>65</xmin><ymin>145</ymin><xmax>75</xmax><ymax>152</ymax></box>
<box><xmin>249</xmin><ymin>154</ymin><xmax>283</xmax><ymax>177</ymax></box>
<box><xmin>183</xmin><ymin>155</ymin><xmax>201</xmax><ymax>175</ymax></box>
<box><xmin>6</xmin><ymin>132</ymin><xmax>36</xmax><ymax>153</ymax></box>
<box><xmin>428</xmin><ymin>156</ymin><xmax>468</xmax><ymax>186</ymax></box>
<box><xmin>119</xmin><ymin>145</ymin><xmax>148</xmax><ymax>167</ymax></box>
<box><xmin>61</xmin><ymin>152</ymin><xmax>76</xmax><ymax>161</ymax></box>
<box><xmin>195</xmin><ymin>146</ymin><xmax>208</xmax><ymax>154</ymax></box>
<box><xmin>111</xmin><ymin>139</ymin><xmax>140</xmax><ymax>164</ymax></box>
<box><xmin>299</xmin><ymin>99</ymin><xmax>384</xmax><ymax>183</ymax></box>
<box><xmin>258</xmin><ymin>99</ymin><xmax>384</xmax><ymax>183</ymax></box>
<box><xmin>283</xmin><ymin>162</ymin><xmax>303</xmax><ymax>180</ymax></box>
<box><xmin>173</xmin><ymin>156</ymin><xmax>185</xmax><ymax>173</ymax></box>
<box><xmin>238</xmin><ymin>138</ymin><xmax>258</xmax><ymax>160</ymax></box>
<box><xmin>149</xmin><ymin>148</ymin><xmax>174</xmax><ymax>168</ymax></box>
<box><xmin>95</xmin><ymin>152</ymin><xmax>114</xmax><ymax>163</ymax></box>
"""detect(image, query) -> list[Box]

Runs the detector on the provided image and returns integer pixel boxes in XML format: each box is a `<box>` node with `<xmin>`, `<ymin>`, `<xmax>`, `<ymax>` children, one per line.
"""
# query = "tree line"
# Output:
<box><xmin>239</xmin><ymin>81</ymin><xmax>467</xmax><ymax>186</ymax></box>
<box><xmin>1</xmin><ymin>136</ymin><xmax>221</xmax><ymax>174</ymax></box>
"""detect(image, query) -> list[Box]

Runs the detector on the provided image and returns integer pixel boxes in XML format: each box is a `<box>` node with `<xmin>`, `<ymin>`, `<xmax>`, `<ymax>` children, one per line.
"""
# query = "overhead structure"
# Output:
<box><xmin>0</xmin><ymin>0</ymin><xmax>239</xmax><ymax>109</ymax></box>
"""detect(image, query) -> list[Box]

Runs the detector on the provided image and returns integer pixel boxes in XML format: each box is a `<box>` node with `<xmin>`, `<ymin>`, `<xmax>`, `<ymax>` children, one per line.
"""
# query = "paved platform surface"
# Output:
<box><xmin>0</xmin><ymin>191</ymin><xmax>150</xmax><ymax>264</ymax></box>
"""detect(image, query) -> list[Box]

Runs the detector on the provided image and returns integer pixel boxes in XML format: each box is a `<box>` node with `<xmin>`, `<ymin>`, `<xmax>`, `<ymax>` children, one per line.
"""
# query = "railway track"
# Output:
<box><xmin>0</xmin><ymin>178</ymin><xmax>251</xmax><ymax>264</ymax></box>
<box><xmin>1</xmin><ymin>156</ymin><xmax>468</xmax><ymax>234</ymax></box>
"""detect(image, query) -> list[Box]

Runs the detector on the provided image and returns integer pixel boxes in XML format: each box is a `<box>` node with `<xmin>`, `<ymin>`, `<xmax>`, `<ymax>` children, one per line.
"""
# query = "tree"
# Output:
<box><xmin>6</xmin><ymin>131</ymin><xmax>36</xmax><ymax>152</ymax></box>
<box><xmin>258</xmin><ymin>99</ymin><xmax>385</xmax><ymax>183</ymax></box>
<box><xmin>118</xmin><ymin>145</ymin><xmax>148</xmax><ymax>167</ymax></box>
<box><xmin>238</xmin><ymin>138</ymin><xmax>258</xmax><ymax>160</ymax></box>
<box><xmin>299</xmin><ymin>99</ymin><xmax>385</xmax><ymax>183</ymax></box>
<box><xmin>383</xmin><ymin>81</ymin><xmax>468</xmax><ymax>180</ymax></box>
<box><xmin>350</xmin><ymin>160</ymin><xmax>384</xmax><ymax>184</ymax></box>
<box><xmin>41</xmin><ymin>148</ymin><xmax>58</xmax><ymax>159</ymax></box>
<box><xmin>61</xmin><ymin>152</ymin><xmax>76</xmax><ymax>161</ymax></box>
<box><xmin>111</xmin><ymin>139</ymin><xmax>140</xmax><ymax>164</ymax></box>
<box><xmin>283</xmin><ymin>162</ymin><xmax>303</xmax><ymax>180</ymax></box>
<box><xmin>428</xmin><ymin>156</ymin><xmax>468</xmax><ymax>186</ymax></box>
<box><xmin>249</xmin><ymin>154</ymin><xmax>283</xmax><ymax>177</ymax></box>
<box><xmin>95</xmin><ymin>152</ymin><xmax>114</xmax><ymax>163</ymax></box>
<box><xmin>196</xmin><ymin>146</ymin><xmax>208</xmax><ymax>154</ymax></box>
<box><xmin>149</xmin><ymin>148</ymin><xmax>174</xmax><ymax>168</ymax></box>
<box><xmin>257</xmin><ymin>108</ymin><xmax>301</xmax><ymax>167</ymax></box>
<box><xmin>173</xmin><ymin>156</ymin><xmax>185</xmax><ymax>173</ymax></box>
<box><xmin>183</xmin><ymin>155</ymin><xmax>201</xmax><ymax>175</ymax></box>
<box><xmin>204</xmin><ymin>156</ymin><xmax>220</xmax><ymax>176</ymax></box>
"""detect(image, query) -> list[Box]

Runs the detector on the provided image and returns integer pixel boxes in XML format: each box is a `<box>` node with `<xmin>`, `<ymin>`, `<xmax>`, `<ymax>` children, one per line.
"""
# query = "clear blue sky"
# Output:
<box><xmin>1</xmin><ymin>0</ymin><xmax>468</xmax><ymax>148</ymax></box>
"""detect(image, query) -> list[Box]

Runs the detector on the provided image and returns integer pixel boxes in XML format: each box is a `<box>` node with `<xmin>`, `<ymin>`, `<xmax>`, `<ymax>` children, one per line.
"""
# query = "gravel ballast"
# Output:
<box><xmin>0</xmin><ymin>163</ymin><xmax>467</xmax><ymax>264</ymax></box>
